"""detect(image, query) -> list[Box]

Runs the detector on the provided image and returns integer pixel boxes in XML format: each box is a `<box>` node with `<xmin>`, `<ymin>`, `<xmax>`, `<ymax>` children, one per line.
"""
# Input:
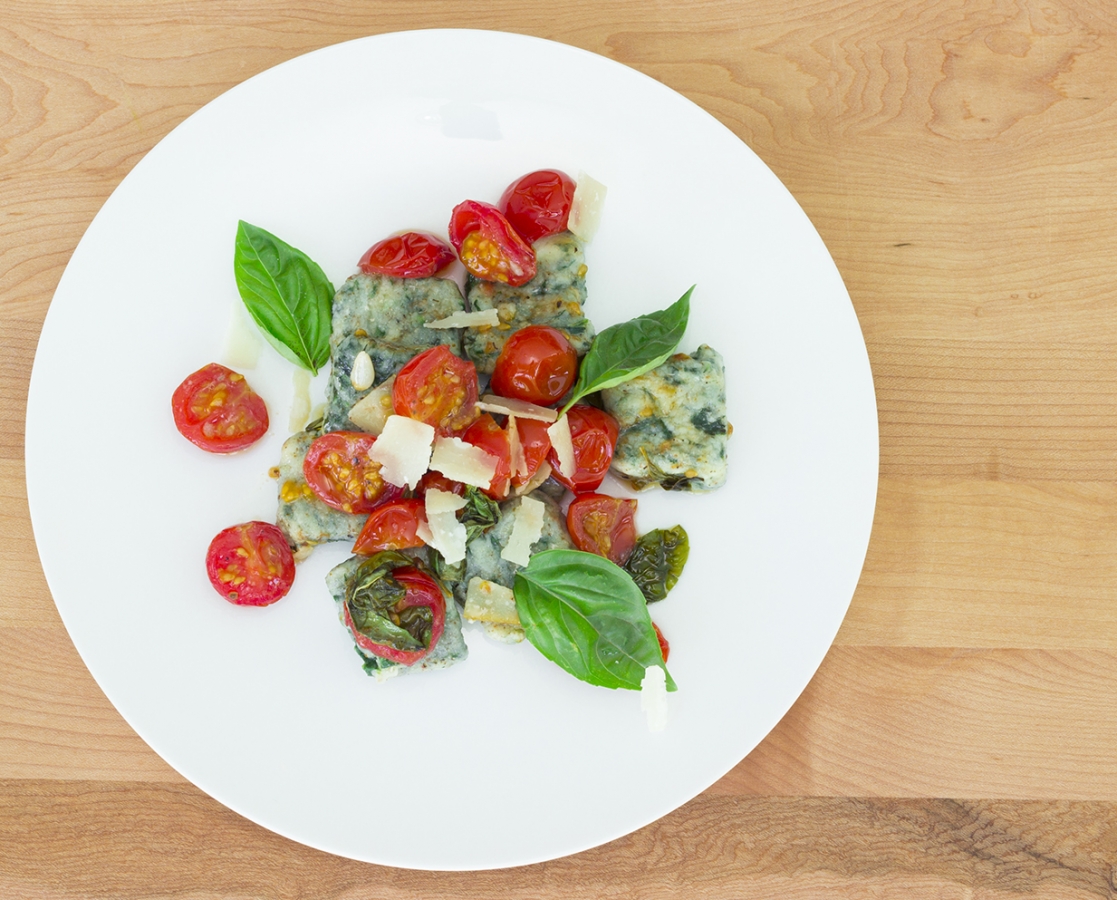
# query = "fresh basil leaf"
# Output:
<box><xmin>514</xmin><ymin>549</ymin><xmax>675</xmax><ymax>691</ymax></box>
<box><xmin>561</xmin><ymin>286</ymin><xmax>692</xmax><ymax>414</ymax></box>
<box><xmin>234</xmin><ymin>220</ymin><xmax>334</xmax><ymax>374</ymax></box>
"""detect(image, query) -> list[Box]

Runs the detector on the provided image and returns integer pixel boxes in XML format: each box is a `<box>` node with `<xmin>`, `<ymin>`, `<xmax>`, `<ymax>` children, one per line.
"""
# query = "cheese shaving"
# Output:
<box><xmin>347</xmin><ymin>374</ymin><xmax>396</xmax><ymax>435</ymax></box>
<box><xmin>463</xmin><ymin>577</ymin><xmax>521</xmax><ymax>626</ymax></box>
<box><xmin>423</xmin><ymin>489</ymin><xmax>468</xmax><ymax>564</ymax></box>
<box><xmin>547</xmin><ymin>414</ymin><xmax>576</xmax><ymax>479</ymax></box>
<box><xmin>501</xmin><ymin>496</ymin><xmax>545</xmax><ymax>566</ymax></box>
<box><xmin>507</xmin><ymin>416</ymin><xmax>529</xmax><ymax>480</ymax></box>
<box><xmin>289</xmin><ymin>368</ymin><xmax>312</xmax><ymax>432</ymax></box>
<box><xmin>425</xmin><ymin>309</ymin><xmax>501</xmax><ymax>329</ymax></box>
<box><xmin>515</xmin><ymin>460</ymin><xmax>552</xmax><ymax>496</ymax></box>
<box><xmin>568</xmin><ymin>172</ymin><xmax>607</xmax><ymax>242</ymax></box>
<box><xmin>429</xmin><ymin>436</ymin><xmax>499</xmax><ymax>488</ymax></box>
<box><xmin>478</xmin><ymin>394</ymin><xmax>558</xmax><ymax>423</ymax></box>
<box><xmin>368</xmin><ymin>414</ymin><xmax>435</xmax><ymax>489</ymax></box>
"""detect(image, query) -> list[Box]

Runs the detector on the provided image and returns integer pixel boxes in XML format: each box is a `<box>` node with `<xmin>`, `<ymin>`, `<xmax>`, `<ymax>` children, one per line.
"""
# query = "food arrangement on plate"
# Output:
<box><xmin>170</xmin><ymin>168</ymin><xmax>730</xmax><ymax>716</ymax></box>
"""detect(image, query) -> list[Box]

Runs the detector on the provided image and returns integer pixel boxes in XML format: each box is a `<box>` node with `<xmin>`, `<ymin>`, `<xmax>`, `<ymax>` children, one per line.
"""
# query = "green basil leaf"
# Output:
<box><xmin>624</xmin><ymin>525</ymin><xmax>690</xmax><ymax>603</ymax></box>
<box><xmin>460</xmin><ymin>486</ymin><xmax>501</xmax><ymax>543</ymax></box>
<box><xmin>561</xmin><ymin>286</ymin><xmax>692</xmax><ymax>414</ymax></box>
<box><xmin>346</xmin><ymin>552</ymin><xmax>432</xmax><ymax>653</ymax></box>
<box><xmin>514</xmin><ymin>549</ymin><xmax>675</xmax><ymax>691</ymax></box>
<box><xmin>234</xmin><ymin>220</ymin><xmax>334</xmax><ymax>374</ymax></box>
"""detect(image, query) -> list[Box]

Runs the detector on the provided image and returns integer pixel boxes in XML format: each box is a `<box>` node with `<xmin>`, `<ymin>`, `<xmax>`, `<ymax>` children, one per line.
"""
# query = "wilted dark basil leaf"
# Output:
<box><xmin>624</xmin><ymin>525</ymin><xmax>690</xmax><ymax>603</ymax></box>
<box><xmin>346</xmin><ymin>551</ymin><xmax>432</xmax><ymax>652</ymax></box>
<box><xmin>460</xmin><ymin>486</ymin><xmax>501</xmax><ymax>543</ymax></box>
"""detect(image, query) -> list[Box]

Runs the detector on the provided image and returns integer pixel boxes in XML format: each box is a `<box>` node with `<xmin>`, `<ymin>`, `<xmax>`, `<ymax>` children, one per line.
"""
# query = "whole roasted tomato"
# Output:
<box><xmin>303</xmin><ymin>431</ymin><xmax>401</xmax><ymax>515</ymax></box>
<box><xmin>206</xmin><ymin>521</ymin><xmax>295</xmax><ymax>606</ymax></box>
<box><xmin>566</xmin><ymin>493</ymin><xmax>638</xmax><ymax>565</ymax></box>
<box><xmin>548</xmin><ymin>404</ymin><xmax>619</xmax><ymax>494</ymax></box>
<box><xmin>358</xmin><ymin>231</ymin><xmax>455</xmax><ymax>278</ymax></box>
<box><xmin>499</xmin><ymin>169</ymin><xmax>575</xmax><ymax>243</ymax></box>
<box><xmin>448</xmin><ymin>200</ymin><xmax>536</xmax><ymax>286</ymax></box>
<box><xmin>172</xmin><ymin>363</ymin><xmax>268</xmax><ymax>453</ymax></box>
<box><xmin>392</xmin><ymin>344</ymin><xmax>480</xmax><ymax>434</ymax></box>
<box><xmin>490</xmin><ymin>325</ymin><xmax>578</xmax><ymax>406</ymax></box>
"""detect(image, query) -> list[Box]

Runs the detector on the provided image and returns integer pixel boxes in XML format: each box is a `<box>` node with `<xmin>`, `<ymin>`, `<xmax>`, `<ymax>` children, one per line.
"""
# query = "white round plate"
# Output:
<box><xmin>26</xmin><ymin>30</ymin><xmax>877</xmax><ymax>870</ymax></box>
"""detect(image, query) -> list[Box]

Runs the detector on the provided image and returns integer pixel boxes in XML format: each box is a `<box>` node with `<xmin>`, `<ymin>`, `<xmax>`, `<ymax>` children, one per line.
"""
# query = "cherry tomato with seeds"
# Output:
<box><xmin>448</xmin><ymin>200</ymin><xmax>536</xmax><ymax>287</ymax></box>
<box><xmin>490</xmin><ymin>325</ymin><xmax>578</xmax><ymax>406</ymax></box>
<box><xmin>499</xmin><ymin>169</ymin><xmax>575</xmax><ymax>244</ymax></box>
<box><xmin>353</xmin><ymin>498</ymin><xmax>428</xmax><ymax>555</ymax></box>
<box><xmin>303</xmin><ymin>431</ymin><xmax>402</xmax><ymax>515</ymax></box>
<box><xmin>358</xmin><ymin>231</ymin><xmax>456</xmax><ymax>279</ymax></box>
<box><xmin>206</xmin><ymin>521</ymin><xmax>295</xmax><ymax>607</ymax></box>
<box><xmin>461</xmin><ymin>413</ymin><xmax>513</xmax><ymax>500</ymax></box>
<box><xmin>344</xmin><ymin>564</ymin><xmax>446</xmax><ymax>666</ymax></box>
<box><xmin>392</xmin><ymin>345</ymin><xmax>480</xmax><ymax>434</ymax></box>
<box><xmin>567</xmin><ymin>492</ymin><xmax>638</xmax><ymax>565</ymax></box>
<box><xmin>549</xmin><ymin>404</ymin><xmax>620</xmax><ymax>494</ymax></box>
<box><xmin>172</xmin><ymin>363</ymin><xmax>269</xmax><ymax>453</ymax></box>
<box><xmin>510</xmin><ymin>416</ymin><xmax>552</xmax><ymax>489</ymax></box>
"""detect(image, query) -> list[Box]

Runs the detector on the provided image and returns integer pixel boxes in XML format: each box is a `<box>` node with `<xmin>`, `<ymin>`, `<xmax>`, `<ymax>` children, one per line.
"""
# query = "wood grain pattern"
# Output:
<box><xmin>5</xmin><ymin>0</ymin><xmax>1117</xmax><ymax>896</ymax></box>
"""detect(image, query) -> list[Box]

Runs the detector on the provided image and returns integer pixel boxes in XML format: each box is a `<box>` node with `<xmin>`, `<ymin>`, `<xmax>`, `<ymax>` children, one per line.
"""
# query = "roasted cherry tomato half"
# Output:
<box><xmin>490</xmin><ymin>325</ymin><xmax>578</xmax><ymax>406</ymax></box>
<box><xmin>653</xmin><ymin>623</ymin><xmax>670</xmax><ymax>663</ymax></box>
<box><xmin>415</xmin><ymin>470</ymin><xmax>466</xmax><ymax>498</ymax></box>
<box><xmin>206</xmin><ymin>521</ymin><xmax>295</xmax><ymax>607</ymax></box>
<box><xmin>461</xmin><ymin>413</ymin><xmax>513</xmax><ymax>500</ymax></box>
<box><xmin>499</xmin><ymin>169</ymin><xmax>575</xmax><ymax>244</ymax></box>
<box><xmin>357</xmin><ymin>231</ymin><xmax>456</xmax><ymax>279</ymax></box>
<box><xmin>344</xmin><ymin>563</ymin><xmax>446</xmax><ymax>666</ymax></box>
<box><xmin>303</xmin><ymin>431</ymin><xmax>402</xmax><ymax>515</ymax></box>
<box><xmin>549</xmin><ymin>404</ymin><xmax>620</xmax><ymax>494</ymax></box>
<box><xmin>566</xmin><ymin>493</ymin><xmax>638</xmax><ymax>566</ymax></box>
<box><xmin>353</xmin><ymin>498</ymin><xmax>428</xmax><ymax>555</ymax></box>
<box><xmin>392</xmin><ymin>344</ymin><xmax>480</xmax><ymax>433</ymax></box>
<box><xmin>510</xmin><ymin>416</ymin><xmax>552</xmax><ymax>489</ymax></box>
<box><xmin>172</xmin><ymin>362</ymin><xmax>268</xmax><ymax>453</ymax></box>
<box><xmin>448</xmin><ymin>200</ymin><xmax>536</xmax><ymax>287</ymax></box>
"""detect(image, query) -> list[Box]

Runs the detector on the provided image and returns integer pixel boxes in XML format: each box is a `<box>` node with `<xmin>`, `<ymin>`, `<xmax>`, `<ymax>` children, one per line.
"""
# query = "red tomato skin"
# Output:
<box><xmin>357</xmin><ymin>231</ymin><xmax>455</xmax><ymax>279</ymax></box>
<box><xmin>510</xmin><ymin>416</ymin><xmax>552</xmax><ymax>489</ymax></box>
<box><xmin>303</xmin><ymin>432</ymin><xmax>403</xmax><ymax>515</ymax></box>
<box><xmin>548</xmin><ymin>404</ymin><xmax>620</xmax><ymax>494</ymax></box>
<box><xmin>392</xmin><ymin>345</ymin><xmax>480</xmax><ymax>434</ymax></box>
<box><xmin>206</xmin><ymin>521</ymin><xmax>295</xmax><ymax>607</ymax></box>
<box><xmin>499</xmin><ymin>169</ymin><xmax>575</xmax><ymax>244</ymax></box>
<box><xmin>461</xmin><ymin>413</ymin><xmax>513</xmax><ymax>500</ymax></box>
<box><xmin>352</xmin><ymin>498</ymin><xmax>427</xmax><ymax>555</ymax></box>
<box><xmin>172</xmin><ymin>363</ymin><xmax>268</xmax><ymax>453</ymax></box>
<box><xmin>344</xmin><ymin>565</ymin><xmax>446</xmax><ymax>666</ymax></box>
<box><xmin>490</xmin><ymin>325</ymin><xmax>578</xmax><ymax>406</ymax></box>
<box><xmin>415</xmin><ymin>471</ymin><xmax>467</xmax><ymax>498</ymax></box>
<box><xmin>653</xmin><ymin>623</ymin><xmax>670</xmax><ymax>663</ymax></box>
<box><xmin>566</xmin><ymin>493</ymin><xmax>638</xmax><ymax>565</ymax></box>
<box><xmin>448</xmin><ymin>200</ymin><xmax>537</xmax><ymax>287</ymax></box>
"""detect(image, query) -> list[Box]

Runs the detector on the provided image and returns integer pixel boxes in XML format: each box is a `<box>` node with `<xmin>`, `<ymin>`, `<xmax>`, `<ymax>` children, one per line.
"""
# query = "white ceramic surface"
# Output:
<box><xmin>25</xmin><ymin>29</ymin><xmax>878</xmax><ymax>870</ymax></box>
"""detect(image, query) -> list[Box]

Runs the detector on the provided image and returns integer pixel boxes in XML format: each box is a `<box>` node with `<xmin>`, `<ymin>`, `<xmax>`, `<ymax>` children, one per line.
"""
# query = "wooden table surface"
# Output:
<box><xmin>5</xmin><ymin>1</ymin><xmax>1117</xmax><ymax>897</ymax></box>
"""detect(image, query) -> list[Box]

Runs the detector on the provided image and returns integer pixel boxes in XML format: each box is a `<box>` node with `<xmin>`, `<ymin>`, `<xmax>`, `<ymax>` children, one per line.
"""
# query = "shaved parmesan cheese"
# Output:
<box><xmin>507</xmin><ymin>417</ymin><xmax>529</xmax><ymax>480</ymax></box>
<box><xmin>640</xmin><ymin>666</ymin><xmax>668</xmax><ymax>732</ymax></box>
<box><xmin>568</xmin><ymin>172</ymin><xmax>607</xmax><ymax>242</ymax></box>
<box><xmin>463</xmin><ymin>578</ymin><xmax>521</xmax><ymax>626</ymax></box>
<box><xmin>347</xmin><ymin>374</ymin><xmax>396</xmax><ymax>435</ymax></box>
<box><xmin>368</xmin><ymin>415</ymin><xmax>435</xmax><ymax>489</ymax></box>
<box><xmin>501</xmin><ymin>496</ymin><xmax>545</xmax><ymax>566</ymax></box>
<box><xmin>425</xmin><ymin>309</ymin><xmax>501</xmax><ymax>329</ymax></box>
<box><xmin>222</xmin><ymin>302</ymin><xmax>261</xmax><ymax>370</ymax></box>
<box><xmin>515</xmin><ymin>460</ymin><xmax>552</xmax><ymax>496</ymax></box>
<box><xmin>547</xmin><ymin>414</ymin><xmax>576</xmax><ymax>479</ymax></box>
<box><xmin>429</xmin><ymin>436</ymin><xmax>498</xmax><ymax>488</ymax></box>
<box><xmin>424</xmin><ymin>488</ymin><xmax>468</xmax><ymax>564</ymax></box>
<box><xmin>478</xmin><ymin>394</ymin><xmax>558</xmax><ymax>423</ymax></box>
<box><xmin>289</xmin><ymin>368</ymin><xmax>312</xmax><ymax>432</ymax></box>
